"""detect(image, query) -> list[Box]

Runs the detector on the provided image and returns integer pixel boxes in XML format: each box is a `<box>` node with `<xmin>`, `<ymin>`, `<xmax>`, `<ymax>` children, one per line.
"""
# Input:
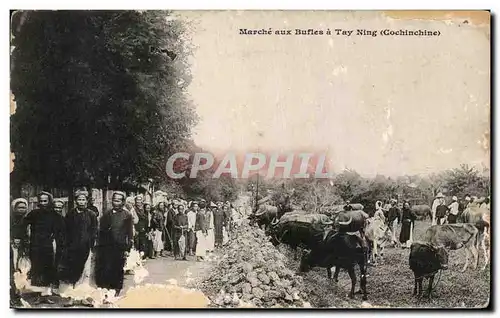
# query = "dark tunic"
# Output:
<box><xmin>195</xmin><ymin>210</ymin><xmax>208</xmax><ymax>233</ymax></box>
<box><xmin>156</xmin><ymin>208</ymin><xmax>167</xmax><ymax>244</ymax></box>
<box><xmin>399</xmin><ymin>207</ymin><xmax>416</xmax><ymax>243</ymax></box>
<box><xmin>436</xmin><ymin>205</ymin><xmax>449</xmax><ymax>223</ymax></box>
<box><xmin>387</xmin><ymin>207</ymin><xmax>401</xmax><ymax>231</ymax></box>
<box><xmin>165</xmin><ymin>208</ymin><xmax>176</xmax><ymax>251</ymax></box>
<box><xmin>11</xmin><ymin>211</ymin><xmax>29</xmax><ymax>262</ymax></box>
<box><xmin>23</xmin><ymin>208</ymin><xmax>65</xmax><ymax>287</ymax></box>
<box><xmin>59</xmin><ymin>208</ymin><xmax>97</xmax><ymax>285</ymax></box>
<box><xmin>150</xmin><ymin>211</ymin><xmax>164</xmax><ymax>231</ymax></box>
<box><xmin>174</xmin><ymin>213</ymin><xmax>188</xmax><ymax>257</ymax></box>
<box><xmin>213</xmin><ymin>209</ymin><xmax>226</xmax><ymax>246</ymax></box>
<box><xmin>95</xmin><ymin>208</ymin><xmax>133</xmax><ymax>291</ymax></box>
<box><xmin>88</xmin><ymin>205</ymin><xmax>99</xmax><ymax>217</ymax></box>
<box><xmin>134</xmin><ymin>207</ymin><xmax>149</xmax><ymax>255</ymax></box>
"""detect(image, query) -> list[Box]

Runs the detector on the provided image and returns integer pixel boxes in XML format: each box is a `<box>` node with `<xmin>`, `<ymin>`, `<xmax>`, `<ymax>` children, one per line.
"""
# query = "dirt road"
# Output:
<box><xmin>15</xmin><ymin>253</ymin><xmax>216</xmax><ymax>308</ymax></box>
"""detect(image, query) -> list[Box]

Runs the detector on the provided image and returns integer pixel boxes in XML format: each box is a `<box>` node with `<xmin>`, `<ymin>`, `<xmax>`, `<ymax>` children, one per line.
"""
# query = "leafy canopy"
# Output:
<box><xmin>11</xmin><ymin>10</ymin><xmax>197</xmax><ymax>189</ymax></box>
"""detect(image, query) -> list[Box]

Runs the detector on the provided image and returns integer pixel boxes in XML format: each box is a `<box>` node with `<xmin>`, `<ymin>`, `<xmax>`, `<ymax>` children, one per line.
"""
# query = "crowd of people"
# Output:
<box><xmin>368</xmin><ymin>193</ymin><xmax>490</xmax><ymax>248</ymax></box>
<box><xmin>10</xmin><ymin>187</ymin><xmax>490</xmax><ymax>306</ymax></box>
<box><xmin>124</xmin><ymin>194</ymin><xmax>245</xmax><ymax>261</ymax></box>
<box><xmin>430</xmin><ymin>193</ymin><xmax>490</xmax><ymax>225</ymax></box>
<box><xmin>10</xmin><ymin>189</ymin><xmax>247</xmax><ymax>305</ymax></box>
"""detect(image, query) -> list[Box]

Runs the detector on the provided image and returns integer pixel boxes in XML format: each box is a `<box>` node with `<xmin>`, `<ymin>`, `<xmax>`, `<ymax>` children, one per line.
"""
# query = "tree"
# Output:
<box><xmin>444</xmin><ymin>164</ymin><xmax>489</xmax><ymax>198</ymax></box>
<box><xmin>10</xmin><ymin>11</ymin><xmax>197</xmax><ymax>197</ymax></box>
<box><xmin>332</xmin><ymin>169</ymin><xmax>366</xmax><ymax>201</ymax></box>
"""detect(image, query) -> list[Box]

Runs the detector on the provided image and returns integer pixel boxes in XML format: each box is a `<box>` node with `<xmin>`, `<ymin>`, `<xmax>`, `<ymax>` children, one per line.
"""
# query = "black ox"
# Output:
<box><xmin>409</xmin><ymin>242</ymin><xmax>449</xmax><ymax>298</ymax></box>
<box><xmin>267</xmin><ymin>213</ymin><xmax>334</xmax><ymax>259</ymax></box>
<box><xmin>299</xmin><ymin>229</ymin><xmax>369</xmax><ymax>300</ymax></box>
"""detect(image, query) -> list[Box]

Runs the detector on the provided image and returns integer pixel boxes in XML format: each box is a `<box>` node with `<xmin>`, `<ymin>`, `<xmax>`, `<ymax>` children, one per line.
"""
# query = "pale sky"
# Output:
<box><xmin>179</xmin><ymin>11</ymin><xmax>490</xmax><ymax>177</ymax></box>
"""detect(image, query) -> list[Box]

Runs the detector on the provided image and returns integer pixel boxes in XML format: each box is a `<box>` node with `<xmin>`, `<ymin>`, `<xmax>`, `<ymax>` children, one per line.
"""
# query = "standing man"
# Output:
<box><xmin>59</xmin><ymin>190</ymin><xmax>97</xmax><ymax>293</ymax></box>
<box><xmin>387</xmin><ymin>200</ymin><xmax>401</xmax><ymax>243</ymax></box>
<box><xmin>95</xmin><ymin>191</ymin><xmax>133</xmax><ymax>297</ymax></box>
<box><xmin>131</xmin><ymin>195</ymin><xmax>148</xmax><ymax>258</ymax></box>
<box><xmin>213</xmin><ymin>203</ymin><xmax>225</xmax><ymax>248</ymax></box>
<box><xmin>150</xmin><ymin>204</ymin><xmax>164</xmax><ymax>259</ymax></box>
<box><xmin>186</xmin><ymin>202</ymin><xmax>198</xmax><ymax>256</ymax></box>
<box><xmin>174</xmin><ymin>204</ymin><xmax>188</xmax><ymax>260</ymax></box>
<box><xmin>435</xmin><ymin>196</ymin><xmax>449</xmax><ymax>225</ymax></box>
<box><xmin>195</xmin><ymin>201</ymin><xmax>209</xmax><ymax>261</ymax></box>
<box><xmin>164</xmin><ymin>200</ymin><xmax>177</xmax><ymax>255</ymax></box>
<box><xmin>206</xmin><ymin>203</ymin><xmax>216</xmax><ymax>253</ymax></box>
<box><xmin>447</xmin><ymin>196</ymin><xmax>460</xmax><ymax>224</ymax></box>
<box><xmin>431</xmin><ymin>193</ymin><xmax>444</xmax><ymax>225</ymax></box>
<box><xmin>458</xmin><ymin>195</ymin><xmax>469</xmax><ymax>216</ymax></box>
<box><xmin>23</xmin><ymin>191</ymin><xmax>65</xmax><ymax>303</ymax></box>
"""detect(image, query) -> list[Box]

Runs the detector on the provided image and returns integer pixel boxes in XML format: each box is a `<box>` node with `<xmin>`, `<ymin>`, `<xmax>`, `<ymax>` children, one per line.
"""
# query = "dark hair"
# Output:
<box><xmin>199</xmin><ymin>201</ymin><xmax>206</xmax><ymax>209</ymax></box>
<box><xmin>112</xmin><ymin>193</ymin><xmax>125</xmax><ymax>202</ymax></box>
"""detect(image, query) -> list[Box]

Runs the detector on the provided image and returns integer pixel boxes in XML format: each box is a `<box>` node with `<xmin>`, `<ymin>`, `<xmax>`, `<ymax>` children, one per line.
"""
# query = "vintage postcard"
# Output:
<box><xmin>9</xmin><ymin>10</ymin><xmax>490</xmax><ymax>309</ymax></box>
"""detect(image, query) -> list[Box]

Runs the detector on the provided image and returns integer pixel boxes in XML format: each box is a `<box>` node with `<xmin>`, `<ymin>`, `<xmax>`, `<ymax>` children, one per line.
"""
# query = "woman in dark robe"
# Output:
<box><xmin>132</xmin><ymin>195</ymin><xmax>149</xmax><ymax>259</ymax></box>
<box><xmin>173</xmin><ymin>204</ymin><xmax>188</xmax><ymax>260</ymax></box>
<box><xmin>164</xmin><ymin>203</ymin><xmax>176</xmax><ymax>254</ymax></box>
<box><xmin>11</xmin><ymin>198</ymin><xmax>29</xmax><ymax>306</ymax></box>
<box><xmin>11</xmin><ymin>198</ymin><xmax>29</xmax><ymax>272</ymax></box>
<box><xmin>144</xmin><ymin>203</ymin><xmax>155</xmax><ymax>259</ymax></box>
<box><xmin>95</xmin><ymin>192</ymin><xmax>133</xmax><ymax>296</ymax></box>
<box><xmin>59</xmin><ymin>191</ymin><xmax>97</xmax><ymax>288</ymax></box>
<box><xmin>23</xmin><ymin>191</ymin><xmax>65</xmax><ymax>301</ymax></box>
<box><xmin>213</xmin><ymin>206</ymin><xmax>226</xmax><ymax>248</ymax></box>
<box><xmin>399</xmin><ymin>201</ymin><xmax>417</xmax><ymax>248</ymax></box>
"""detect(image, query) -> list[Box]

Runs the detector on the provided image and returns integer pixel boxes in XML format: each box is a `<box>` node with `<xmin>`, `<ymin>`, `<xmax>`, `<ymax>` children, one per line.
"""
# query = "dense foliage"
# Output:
<box><xmin>11</xmin><ymin>10</ymin><xmax>197</xmax><ymax>191</ymax></box>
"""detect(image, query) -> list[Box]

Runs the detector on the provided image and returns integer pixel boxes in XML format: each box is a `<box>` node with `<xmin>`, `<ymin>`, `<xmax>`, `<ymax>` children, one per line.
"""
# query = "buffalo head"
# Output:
<box><xmin>434</xmin><ymin>245</ymin><xmax>449</xmax><ymax>270</ymax></box>
<box><xmin>410</xmin><ymin>242</ymin><xmax>449</xmax><ymax>271</ymax></box>
<box><xmin>338</xmin><ymin>215</ymin><xmax>353</xmax><ymax>226</ymax></box>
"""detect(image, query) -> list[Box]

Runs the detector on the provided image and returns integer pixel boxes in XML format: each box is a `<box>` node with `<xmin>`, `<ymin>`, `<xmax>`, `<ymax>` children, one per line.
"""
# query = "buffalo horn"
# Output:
<box><xmin>270</xmin><ymin>217</ymin><xmax>280</xmax><ymax>226</ymax></box>
<box><xmin>338</xmin><ymin>216</ymin><xmax>352</xmax><ymax>226</ymax></box>
<box><xmin>254</xmin><ymin>210</ymin><xmax>266</xmax><ymax>217</ymax></box>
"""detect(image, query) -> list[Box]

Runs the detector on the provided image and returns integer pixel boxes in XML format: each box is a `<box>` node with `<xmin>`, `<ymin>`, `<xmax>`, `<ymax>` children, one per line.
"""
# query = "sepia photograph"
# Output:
<box><xmin>8</xmin><ymin>9</ymin><xmax>491</xmax><ymax>309</ymax></box>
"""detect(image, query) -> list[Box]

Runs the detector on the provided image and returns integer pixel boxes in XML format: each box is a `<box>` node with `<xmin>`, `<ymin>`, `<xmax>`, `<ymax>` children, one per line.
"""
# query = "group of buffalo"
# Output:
<box><xmin>247</xmin><ymin>199</ymin><xmax>490</xmax><ymax>301</ymax></box>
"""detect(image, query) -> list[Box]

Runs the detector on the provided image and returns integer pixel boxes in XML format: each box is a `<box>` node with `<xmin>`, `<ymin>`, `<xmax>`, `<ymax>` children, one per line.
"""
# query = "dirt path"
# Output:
<box><xmin>123</xmin><ymin>254</ymin><xmax>215</xmax><ymax>291</ymax></box>
<box><xmin>15</xmin><ymin>253</ymin><xmax>217</xmax><ymax>308</ymax></box>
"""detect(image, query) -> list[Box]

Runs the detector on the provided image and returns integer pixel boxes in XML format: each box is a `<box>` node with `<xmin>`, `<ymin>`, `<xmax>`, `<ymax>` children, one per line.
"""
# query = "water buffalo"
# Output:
<box><xmin>409</xmin><ymin>242</ymin><xmax>449</xmax><ymax>298</ymax></box>
<box><xmin>268</xmin><ymin>213</ymin><xmax>333</xmax><ymax>259</ymax></box>
<box><xmin>411</xmin><ymin>205</ymin><xmax>432</xmax><ymax>221</ymax></box>
<box><xmin>248</xmin><ymin>205</ymin><xmax>278</xmax><ymax>230</ymax></box>
<box><xmin>299</xmin><ymin>230</ymin><xmax>368</xmax><ymax>300</ymax></box>
<box><xmin>333</xmin><ymin>210</ymin><xmax>370</xmax><ymax>234</ymax></box>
